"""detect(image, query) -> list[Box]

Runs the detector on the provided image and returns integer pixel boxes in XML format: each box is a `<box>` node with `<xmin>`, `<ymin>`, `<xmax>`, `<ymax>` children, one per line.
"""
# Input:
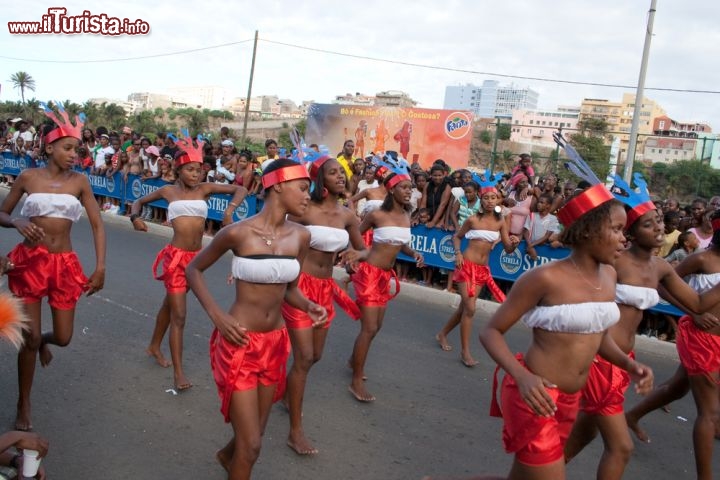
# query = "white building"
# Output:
<box><xmin>444</xmin><ymin>80</ymin><xmax>539</xmax><ymax>118</ymax></box>
<box><xmin>510</xmin><ymin>107</ymin><xmax>580</xmax><ymax>147</ymax></box>
<box><xmin>165</xmin><ymin>85</ymin><xmax>233</xmax><ymax>110</ymax></box>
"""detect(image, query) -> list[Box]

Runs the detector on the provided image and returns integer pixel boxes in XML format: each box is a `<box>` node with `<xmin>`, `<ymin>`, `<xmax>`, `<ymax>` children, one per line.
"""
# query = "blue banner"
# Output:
<box><xmin>0</xmin><ymin>155</ymin><xmax>685</xmax><ymax>316</ymax></box>
<box><xmin>1</xmin><ymin>151</ymin><xmax>32</xmax><ymax>176</ymax></box>
<box><xmin>398</xmin><ymin>225</ymin><xmax>683</xmax><ymax>317</ymax></box>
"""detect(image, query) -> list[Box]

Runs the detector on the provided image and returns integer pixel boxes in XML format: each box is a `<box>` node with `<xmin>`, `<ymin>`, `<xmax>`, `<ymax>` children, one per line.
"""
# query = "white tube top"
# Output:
<box><xmin>687</xmin><ymin>273</ymin><xmax>720</xmax><ymax>294</ymax></box>
<box><xmin>20</xmin><ymin>193</ymin><xmax>82</xmax><ymax>222</ymax></box>
<box><xmin>167</xmin><ymin>200</ymin><xmax>208</xmax><ymax>221</ymax></box>
<box><xmin>306</xmin><ymin>225</ymin><xmax>349</xmax><ymax>252</ymax></box>
<box><xmin>231</xmin><ymin>255</ymin><xmax>300</xmax><ymax>284</ymax></box>
<box><xmin>465</xmin><ymin>229</ymin><xmax>499</xmax><ymax>242</ymax></box>
<box><xmin>373</xmin><ymin>226</ymin><xmax>411</xmax><ymax>245</ymax></box>
<box><xmin>363</xmin><ymin>199</ymin><xmax>383</xmax><ymax>216</ymax></box>
<box><xmin>615</xmin><ymin>283</ymin><xmax>660</xmax><ymax>310</ymax></box>
<box><xmin>521</xmin><ymin>302</ymin><xmax>620</xmax><ymax>334</ymax></box>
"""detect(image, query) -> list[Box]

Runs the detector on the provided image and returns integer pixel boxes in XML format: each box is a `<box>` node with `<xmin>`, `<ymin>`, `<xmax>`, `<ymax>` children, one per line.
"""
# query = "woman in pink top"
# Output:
<box><xmin>507</xmin><ymin>173</ymin><xmax>533</xmax><ymax>237</ymax></box>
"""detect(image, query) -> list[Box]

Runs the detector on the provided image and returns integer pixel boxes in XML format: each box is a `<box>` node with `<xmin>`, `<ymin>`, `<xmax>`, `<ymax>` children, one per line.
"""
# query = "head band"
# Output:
<box><xmin>262</xmin><ymin>164</ymin><xmax>310</xmax><ymax>189</ymax></box>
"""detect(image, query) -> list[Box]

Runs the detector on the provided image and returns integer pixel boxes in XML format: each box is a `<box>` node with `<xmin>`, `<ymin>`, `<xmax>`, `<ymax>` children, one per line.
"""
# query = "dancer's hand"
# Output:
<box><xmin>85</xmin><ymin>269</ymin><xmax>105</xmax><ymax>295</ymax></box>
<box><xmin>454</xmin><ymin>252</ymin><xmax>463</xmax><ymax>268</ymax></box>
<box><xmin>12</xmin><ymin>218</ymin><xmax>45</xmax><ymax>243</ymax></box>
<box><xmin>516</xmin><ymin>371</ymin><xmax>557</xmax><ymax>417</ymax></box>
<box><xmin>15</xmin><ymin>431</ymin><xmax>49</xmax><ymax>458</ymax></box>
<box><xmin>414</xmin><ymin>252</ymin><xmax>425</xmax><ymax>268</ymax></box>
<box><xmin>131</xmin><ymin>217</ymin><xmax>148</xmax><ymax>232</ymax></box>
<box><xmin>0</xmin><ymin>256</ymin><xmax>14</xmax><ymax>275</ymax></box>
<box><xmin>628</xmin><ymin>360</ymin><xmax>654</xmax><ymax>395</ymax></box>
<box><xmin>308</xmin><ymin>302</ymin><xmax>328</xmax><ymax>328</ymax></box>
<box><xmin>216</xmin><ymin>313</ymin><xmax>249</xmax><ymax>346</ymax></box>
<box><xmin>692</xmin><ymin>312</ymin><xmax>720</xmax><ymax>331</ymax></box>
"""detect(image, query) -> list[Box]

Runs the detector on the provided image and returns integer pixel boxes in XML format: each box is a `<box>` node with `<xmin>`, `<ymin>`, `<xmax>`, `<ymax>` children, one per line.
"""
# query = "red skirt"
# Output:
<box><xmin>676</xmin><ymin>315</ymin><xmax>720</xmax><ymax>378</ymax></box>
<box><xmin>7</xmin><ymin>243</ymin><xmax>87</xmax><ymax>310</ymax></box>
<box><xmin>152</xmin><ymin>244</ymin><xmax>199</xmax><ymax>294</ymax></box>
<box><xmin>452</xmin><ymin>259</ymin><xmax>505</xmax><ymax>301</ymax></box>
<box><xmin>210</xmin><ymin>328</ymin><xmax>290</xmax><ymax>423</ymax></box>
<box><xmin>351</xmin><ymin>262</ymin><xmax>400</xmax><ymax>308</ymax></box>
<box><xmin>580</xmin><ymin>352</ymin><xmax>633</xmax><ymax>416</ymax></box>
<box><xmin>282</xmin><ymin>272</ymin><xmax>360</xmax><ymax>329</ymax></box>
<box><xmin>490</xmin><ymin>355</ymin><xmax>580</xmax><ymax>466</ymax></box>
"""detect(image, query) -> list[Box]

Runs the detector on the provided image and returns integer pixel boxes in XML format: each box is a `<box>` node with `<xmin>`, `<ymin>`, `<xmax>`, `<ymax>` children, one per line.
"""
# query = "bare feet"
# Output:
<box><xmin>39</xmin><ymin>343</ymin><xmax>53</xmax><ymax>367</ymax></box>
<box><xmin>347</xmin><ymin>359</ymin><xmax>367</xmax><ymax>381</ymax></box>
<box><xmin>146</xmin><ymin>347</ymin><xmax>171</xmax><ymax>368</ymax></box>
<box><xmin>435</xmin><ymin>333</ymin><xmax>452</xmax><ymax>351</ymax></box>
<box><xmin>215</xmin><ymin>449</ymin><xmax>231</xmax><ymax>473</ymax></box>
<box><xmin>287</xmin><ymin>431</ymin><xmax>319</xmax><ymax>455</ymax></box>
<box><xmin>174</xmin><ymin>373</ymin><xmax>193</xmax><ymax>391</ymax></box>
<box><xmin>14</xmin><ymin>405</ymin><xmax>32</xmax><ymax>431</ymax></box>
<box><xmin>625</xmin><ymin>413</ymin><xmax>650</xmax><ymax>443</ymax></box>
<box><xmin>461</xmin><ymin>356</ymin><xmax>479</xmax><ymax>368</ymax></box>
<box><xmin>348</xmin><ymin>383</ymin><xmax>375</xmax><ymax>403</ymax></box>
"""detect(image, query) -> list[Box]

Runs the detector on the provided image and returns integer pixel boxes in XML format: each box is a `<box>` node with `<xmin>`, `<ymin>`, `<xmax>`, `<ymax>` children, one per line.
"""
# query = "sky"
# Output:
<box><xmin>2</xmin><ymin>1</ymin><xmax>719</xmax><ymax>131</ymax></box>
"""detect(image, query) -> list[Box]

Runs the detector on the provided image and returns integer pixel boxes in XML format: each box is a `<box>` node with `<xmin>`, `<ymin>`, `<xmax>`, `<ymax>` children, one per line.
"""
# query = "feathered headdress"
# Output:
<box><xmin>611</xmin><ymin>173</ymin><xmax>656</xmax><ymax>229</ymax></box>
<box><xmin>471</xmin><ymin>169</ymin><xmax>503</xmax><ymax>194</ymax></box>
<box><xmin>371</xmin><ymin>151</ymin><xmax>411</xmax><ymax>189</ymax></box>
<box><xmin>554</xmin><ymin>131</ymin><xmax>614</xmax><ymax>227</ymax></box>
<box><xmin>0</xmin><ymin>290</ymin><xmax>29</xmax><ymax>350</ymax></box>
<box><xmin>174</xmin><ymin>129</ymin><xmax>205</xmax><ymax>166</ymax></box>
<box><xmin>40</xmin><ymin>101</ymin><xmax>85</xmax><ymax>144</ymax></box>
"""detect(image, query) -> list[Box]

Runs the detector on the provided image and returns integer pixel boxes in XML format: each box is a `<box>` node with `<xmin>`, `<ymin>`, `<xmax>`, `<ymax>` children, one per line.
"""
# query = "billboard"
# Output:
<box><xmin>305</xmin><ymin>103</ymin><xmax>473</xmax><ymax>170</ymax></box>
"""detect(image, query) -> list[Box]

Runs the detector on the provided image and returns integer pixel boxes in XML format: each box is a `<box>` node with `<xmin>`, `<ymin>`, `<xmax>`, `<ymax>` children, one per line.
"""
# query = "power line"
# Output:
<box><xmin>0</xmin><ymin>39</ymin><xmax>252</xmax><ymax>63</ymax></box>
<box><xmin>2</xmin><ymin>35</ymin><xmax>719</xmax><ymax>96</ymax></box>
<box><xmin>260</xmin><ymin>39</ymin><xmax>720</xmax><ymax>95</ymax></box>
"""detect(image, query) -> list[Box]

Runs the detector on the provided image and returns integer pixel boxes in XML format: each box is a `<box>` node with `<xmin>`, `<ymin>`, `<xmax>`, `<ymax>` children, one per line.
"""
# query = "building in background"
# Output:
<box><xmin>89</xmin><ymin>97</ymin><xmax>136</xmax><ymax>114</ymax></box>
<box><xmin>332</xmin><ymin>92</ymin><xmax>375</xmax><ymax>106</ymax></box>
<box><xmin>374</xmin><ymin>90</ymin><xmax>418</xmax><ymax>108</ymax></box>
<box><xmin>444</xmin><ymin>80</ymin><xmax>538</xmax><ymax>118</ymax></box>
<box><xmin>165</xmin><ymin>85</ymin><xmax>233</xmax><ymax>110</ymax></box>
<box><xmin>579</xmin><ymin>94</ymin><xmax>666</xmax><ymax>162</ymax></box>
<box><xmin>510</xmin><ymin>106</ymin><xmax>580</xmax><ymax>147</ymax></box>
<box><xmin>642</xmin><ymin>137</ymin><xmax>697</xmax><ymax>164</ymax></box>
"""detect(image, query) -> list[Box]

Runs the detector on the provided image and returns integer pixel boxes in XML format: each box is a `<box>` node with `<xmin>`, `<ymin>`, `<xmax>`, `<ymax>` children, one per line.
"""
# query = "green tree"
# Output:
<box><xmin>567</xmin><ymin>133</ymin><xmax>612</xmax><ymax>180</ymax></box>
<box><xmin>496</xmin><ymin>123</ymin><xmax>511</xmax><ymax>141</ymax></box>
<box><xmin>479</xmin><ymin>130</ymin><xmax>492</xmax><ymax>145</ymax></box>
<box><xmin>9</xmin><ymin>71</ymin><xmax>36</xmax><ymax>104</ymax></box>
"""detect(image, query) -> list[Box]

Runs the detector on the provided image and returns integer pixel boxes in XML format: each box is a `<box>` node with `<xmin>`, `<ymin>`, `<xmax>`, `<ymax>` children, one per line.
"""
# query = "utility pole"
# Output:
<box><xmin>490</xmin><ymin>116</ymin><xmax>500</xmax><ymax>172</ymax></box>
<box><xmin>624</xmin><ymin>0</ymin><xmax>657</xmax><ymax>182</ymax></box>
<box><xmin>242</xmin><ymin>30</ymin><xmax>258</xmax><ymax>144</ymax></box>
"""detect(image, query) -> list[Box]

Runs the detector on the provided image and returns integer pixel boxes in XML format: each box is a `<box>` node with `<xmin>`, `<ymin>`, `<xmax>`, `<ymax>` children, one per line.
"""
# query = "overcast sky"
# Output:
<box><xmin>2</xmin><ymin>1</ymin><xmax>719</xmax><ymax>131</ymax></box>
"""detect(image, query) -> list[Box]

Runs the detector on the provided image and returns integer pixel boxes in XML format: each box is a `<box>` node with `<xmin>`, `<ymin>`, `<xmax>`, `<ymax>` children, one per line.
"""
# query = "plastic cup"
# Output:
<box><xmin>22</xmin><ymin>449</ymin><xmax>41</xmax><ymax>478</ymax></box>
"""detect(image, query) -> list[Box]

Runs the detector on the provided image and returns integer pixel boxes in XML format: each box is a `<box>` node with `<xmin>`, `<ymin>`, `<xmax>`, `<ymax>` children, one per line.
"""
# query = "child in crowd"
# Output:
<box><xmin>658</xmin><ymin>210</ymin><xmax>681</xmax><ymax>257</ymax></box>
<box><xmin>353</xmin><ymin>166</ymin><xmax>379</xmax><ymax>217</ymax></box>
<box><xmin>664</xmin><ymin>230</ymin><xmax>700</xmax><ymax>266</ymax></box>
<box><xmin>523</xmin><ymin>193</ymin><xmax>561</xmax><ymax>261</ymax></box>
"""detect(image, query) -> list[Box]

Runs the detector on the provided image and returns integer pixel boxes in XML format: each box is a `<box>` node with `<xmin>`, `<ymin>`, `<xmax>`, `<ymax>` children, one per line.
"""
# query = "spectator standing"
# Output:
<box><xmin>523</xmin><ymin>193</ymin><xmax>561</xmax><ymax>261</ymax></box>
<box><xmin>258</xmin><ymin>138</ymin><xmax>279</xmax><ymax>171</ymax></box>
<box><xmin>658</xmin><ymin>211</ymin><xmax>681</xmax><ymax>257</ymax></box>
<box><xmin>421</xmin><ymin>164</ymin><xmax>452</xmax><ymax>229</ymax></box>
<box><xmin>506</xmin><ymin>173</ymin><xmax>533</xmax><ymax>237</ymax></box>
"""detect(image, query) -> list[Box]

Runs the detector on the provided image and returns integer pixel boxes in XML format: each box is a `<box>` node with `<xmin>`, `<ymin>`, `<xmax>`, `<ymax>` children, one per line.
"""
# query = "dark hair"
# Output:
<box><xmin>310</xmin><ymin>159</ymin><xmax>333</xmax><ymax>203</ymax></box>
<box><xmin>663</xmin><ymin>210</ymin><xmax>680</xmax><ymax>223</ymax></box>
<box><xmin>380</xmin><ymin>174</ymin><xmax>412</xmax><ymax>213</ymax></box>
<box><xmin>343</xmin><ymin>139</ymin><xmax>354</xmax><ymax>148</ymax></box>
<box><xmin>429</xmin><ymin>164</ymin><xmax>445</xmax><ymax>175</ymax></box>
<box><xmin>262</xmin><ymin>158</ymin><xmax>303</xmax><ymax>193</ymax></box>
<box><xmin>96</xmin><ymin>126</ymin><xmax>109</xmax><ymax>137</ymax></box>
<box><xmin>677</xmin><ymin>230</ymin><xmax>695</xmax><ymax>250</ymax></box>
<box><xmin>414</xmin><ymin>171</ymin><xmax>428</xmax><ymax>182</ymax></box>
<box><xmin>560</xmin><ymin>199</ymin><xmax>623</xmax><ymax>247</ymax></box>
<box><xmin>265</xmin><ymin>138</ymin><xmax>277</xmax><ymax>148</ymax></box>
<box><xmin>537</xmin><ymin>193</ymin><xmax>554</xmax><ymax>204</ymax></box>
<box><xmin>464</xmin><ymin>181</ymin><xmax>479</xmax><ymax>192</ymax></box>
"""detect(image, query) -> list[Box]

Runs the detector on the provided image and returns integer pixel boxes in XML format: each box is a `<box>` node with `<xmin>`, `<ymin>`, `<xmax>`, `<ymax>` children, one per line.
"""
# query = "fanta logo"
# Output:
<box><xmin>131</xmin><ymin>179</ymin><xmax>142</xmax><ymax>199</ymax></box>
<box><xmin>438</xmin><ymin>235</ymin><xmax>456</xmax><ymax>263</ymax></box>
<box><xmin>499</xmin><ymin>249</ymin><xmax>523</xmax><ymax>275</ymax></box>
<box><xmin>445</xmin><ymin>112</ymin><xmax>471</xmax><ymax>139</ymax></box>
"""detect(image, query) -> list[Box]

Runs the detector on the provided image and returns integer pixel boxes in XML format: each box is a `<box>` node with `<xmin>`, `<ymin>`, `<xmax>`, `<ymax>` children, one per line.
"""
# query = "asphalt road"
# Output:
<box><xmin>0</xmin><ymin>208</ymin><xmax>715</xmax><ymax>479</ymax></box>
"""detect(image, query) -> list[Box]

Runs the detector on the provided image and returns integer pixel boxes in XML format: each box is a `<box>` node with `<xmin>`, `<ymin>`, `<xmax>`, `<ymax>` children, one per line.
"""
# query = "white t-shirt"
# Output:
<box><xmin>94</xmin><ymin>146</ymin><xmax>115</xmax><ymax>168</ymax></box>
<box><xmin>410</xmin><ymin>187</ymin><xmax>423</xmax><ymax>212</ymax></box>
<box><xmin>523</xmin><ymin>212</ymin><xmax>560</xmax><ymax>244</ymax></box>
<box><xmin>11</xmin><ymin>130</ymin><xmax>34</xmax><ymax>144</ymax></box>
<box><xmin>356</xmin><ymin>179</ymin><xmax>379</xmax><ymax>215</ymax></box>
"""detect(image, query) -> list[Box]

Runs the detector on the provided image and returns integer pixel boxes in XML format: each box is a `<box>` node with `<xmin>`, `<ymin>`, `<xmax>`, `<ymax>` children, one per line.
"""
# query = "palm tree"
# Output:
<box><xmin>9</xmin><ymin>71</ymin><xmax>36</xmax><ymax>104</ymax></box>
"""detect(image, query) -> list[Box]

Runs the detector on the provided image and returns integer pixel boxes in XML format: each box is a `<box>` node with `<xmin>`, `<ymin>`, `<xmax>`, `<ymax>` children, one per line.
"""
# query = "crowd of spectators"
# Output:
<box><xmin>3</xmin><ymin>117</ymin><xmax>717</xmax><ymax>343</ymax></box>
